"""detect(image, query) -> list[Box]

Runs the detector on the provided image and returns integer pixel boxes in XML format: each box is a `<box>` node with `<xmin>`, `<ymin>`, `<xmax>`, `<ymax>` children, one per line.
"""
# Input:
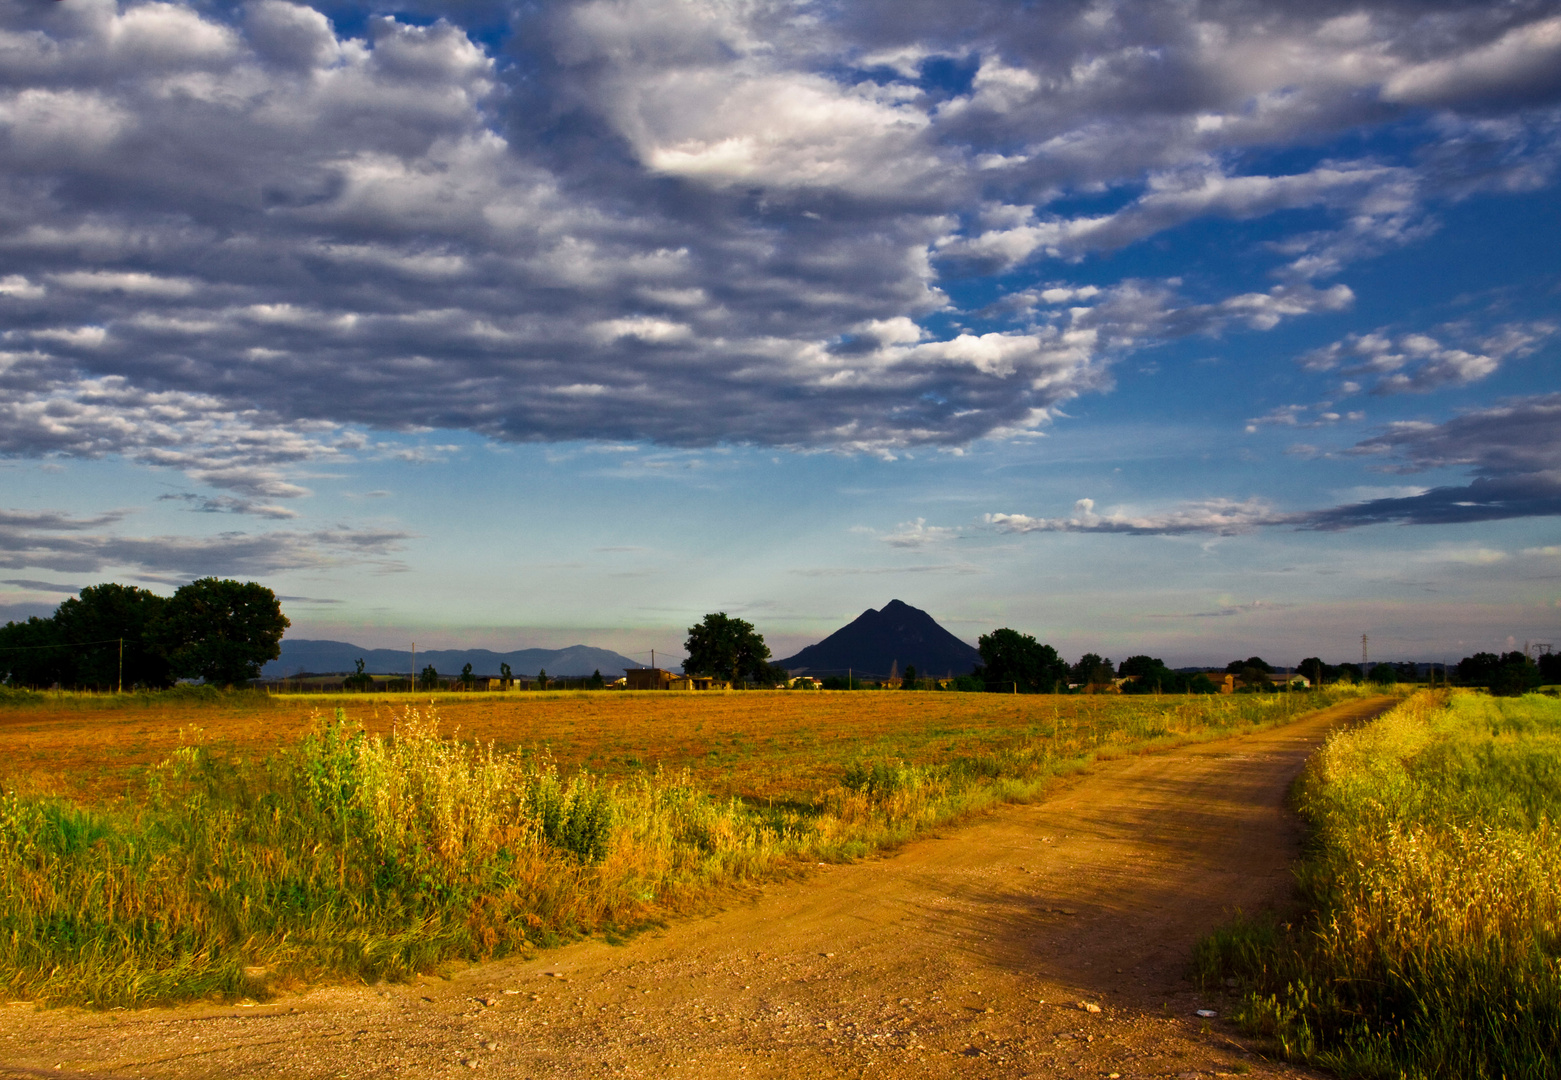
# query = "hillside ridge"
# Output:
<box><xmin>262</xmin><ymin>640</ymin><xmax>642</xmax><ymax>679</ymax></box>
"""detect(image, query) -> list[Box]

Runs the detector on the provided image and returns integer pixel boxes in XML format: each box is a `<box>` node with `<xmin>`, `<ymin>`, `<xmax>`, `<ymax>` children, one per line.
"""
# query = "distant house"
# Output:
<box><xmin>624</xmin><ymin>667</ymin><xmax>676</xmax><ymax>690</ymax></box>
<box><xmin>625</xmin><ymin>668</ymin><xmax>725</xmax><ymax>690</ymax></box>
<box><xmin>1204</xmin><ymin>672</ymin><xmax>1236</xmax><ymax>694</ymax></box>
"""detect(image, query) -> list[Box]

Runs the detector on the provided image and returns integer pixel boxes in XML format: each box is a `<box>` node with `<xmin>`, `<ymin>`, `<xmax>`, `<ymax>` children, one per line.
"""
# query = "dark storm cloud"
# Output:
<box><xmin>0</xmin><ymin>0</ymin><xmax>1557</xmax><ymax>489</ymax></box>
<box><xmin>988</xmin><ymin>394</ymin><xmax>1561</xmax><ymax>534</ymax></box>
<box><xmin>1301</xmin><ymin>393</ymin><xmax>1561</xmax><ymax>527</ymax></box>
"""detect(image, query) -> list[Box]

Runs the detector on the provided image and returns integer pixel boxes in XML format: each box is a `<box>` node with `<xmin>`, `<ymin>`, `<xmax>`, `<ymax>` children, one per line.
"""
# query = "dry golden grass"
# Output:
<box><xmin>0</xmin><ymin>688</ymin><xmax>1252</xmax><ymax>805</ymax></box>
<box><xmin>0</xmin><ymin>686</ymin><xmax>1358</xmax><ymax>1006</ymax></box>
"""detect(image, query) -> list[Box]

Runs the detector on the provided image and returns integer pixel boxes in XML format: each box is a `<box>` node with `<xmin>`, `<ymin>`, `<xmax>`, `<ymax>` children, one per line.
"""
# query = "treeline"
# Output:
<box><xmin>1302</xmin><ymin>652</ymin><xmax>1555</xmax><ymax>695</ymax></box>
<box><xmin>1451</xmin><ymin>650</ymin><xmax>1556</xmax><ymax>696</ymax></box>
<box><xmin>0</xmin><ymin>579</ymin><xmax>289</xmax><ymax>690</ymax></box>
<box><xmin>811</xmin><ymin>628</ymin><xmax>1560</xmax><ymax>697</ymax></box>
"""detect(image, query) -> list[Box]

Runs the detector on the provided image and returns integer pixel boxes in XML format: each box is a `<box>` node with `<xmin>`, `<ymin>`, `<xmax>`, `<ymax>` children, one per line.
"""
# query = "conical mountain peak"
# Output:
<box><xmin>777</xmin><ymin>601</ymin><xmax>980</xmax><ymax>679</ymax></box>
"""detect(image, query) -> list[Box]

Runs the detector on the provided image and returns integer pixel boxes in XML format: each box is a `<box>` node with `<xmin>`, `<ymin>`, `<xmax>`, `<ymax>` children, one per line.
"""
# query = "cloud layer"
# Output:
<box><xmin>0</xmin><ymin>0</ymin><xmax>1557</xmax><ymax>490</ymax></box>
<box><xmin>988</xmin><ymin>394</ymin><xmax>1561</xmax><ymax>536</ymax></box>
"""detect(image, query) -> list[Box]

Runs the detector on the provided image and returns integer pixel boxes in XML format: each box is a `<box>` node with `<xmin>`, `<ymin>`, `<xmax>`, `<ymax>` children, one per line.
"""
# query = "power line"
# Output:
<box><xmin>0</xmin><ymin>636</ymin><xmax>138</xmax><ymax>653</ymax></box>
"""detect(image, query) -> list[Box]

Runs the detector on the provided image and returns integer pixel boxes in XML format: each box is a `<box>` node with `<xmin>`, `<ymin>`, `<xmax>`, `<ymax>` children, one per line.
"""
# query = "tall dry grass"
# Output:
<box><xmin>1</xmin><ymin>689</ymin><xmax>1365</xmax><ymax>1007</ymax></box>
<box><xmin>1196</xmin><ymin>690</ymin><xmax>1561</xmax><ymax>1079</ymax></box>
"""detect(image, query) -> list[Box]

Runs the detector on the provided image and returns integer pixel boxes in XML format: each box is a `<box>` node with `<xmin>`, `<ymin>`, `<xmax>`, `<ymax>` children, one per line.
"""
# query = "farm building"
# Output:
<box><xmin>623</xmin><ymin>668</ymin><xmax>725</xmax><ymax>690</ymax></box>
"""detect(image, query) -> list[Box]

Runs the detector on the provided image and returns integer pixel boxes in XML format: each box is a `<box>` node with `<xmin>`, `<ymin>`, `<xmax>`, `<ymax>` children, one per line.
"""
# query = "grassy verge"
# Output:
<box><xmin>1195</xmin><ymin>690</ymin><xmax>1561</xmax><ymax>1079</ymax></box>
<box><xmin>1</xmin><ymin>689</ymin><xmax>1366</xmax><ymax>1008</ymax></box>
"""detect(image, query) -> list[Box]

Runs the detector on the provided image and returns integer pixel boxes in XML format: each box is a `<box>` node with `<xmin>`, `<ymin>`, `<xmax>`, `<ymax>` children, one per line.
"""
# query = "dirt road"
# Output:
<box><xmin>0</xmin><ymin>696</ymin><xmax>1395</xmax><ymax>1080</ymax></box>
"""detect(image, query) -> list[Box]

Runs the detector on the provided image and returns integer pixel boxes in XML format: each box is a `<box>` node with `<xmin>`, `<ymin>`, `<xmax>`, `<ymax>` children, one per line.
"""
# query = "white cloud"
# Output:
<box><xmin>939</xmin><ymin>163</ymin><xmax>1416</xmax><ymax>274</ymax></box>
<box><xmin>1300</xmin><ymin>322</ymin><xmax>1554</xmax><ymax>395</ymax></box>
<box><xmin>877</xmin><ymin>518</ymin><xmax>959</xmax><ymax>548</ymax></box>
<box><xmin>986</xmin><ymin>496</ymin><xmax>1287</xmax><ymax>536</ymax></box>
<box><xmin>0</xmin><ymin>0</ymin><xmax>1553</xmax><ymax>473</ymax></box>
<box><xmin>1383</xmin><ymin>16</ymin><xmax>1561</xmax><ymax>106</ymax></box>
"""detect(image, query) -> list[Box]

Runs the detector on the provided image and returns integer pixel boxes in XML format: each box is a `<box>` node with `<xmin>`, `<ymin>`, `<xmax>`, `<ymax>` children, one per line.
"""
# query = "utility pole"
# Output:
<box><xmin>117</xmin><ymin>637</ymin><xmax>123</xmax><ymax>694</ymax></box>
<box><xmin>411</xmin><ymin>641</ymin><xmax>416</xmax><ymax>693</ymax></box>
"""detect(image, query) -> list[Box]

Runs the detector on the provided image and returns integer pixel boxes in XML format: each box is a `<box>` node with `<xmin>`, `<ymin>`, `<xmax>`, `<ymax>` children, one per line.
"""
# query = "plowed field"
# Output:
<box><xmin>0</xmin><ymin>689</ymin><xmax>1295</xmax><ymax>803</ymax></box>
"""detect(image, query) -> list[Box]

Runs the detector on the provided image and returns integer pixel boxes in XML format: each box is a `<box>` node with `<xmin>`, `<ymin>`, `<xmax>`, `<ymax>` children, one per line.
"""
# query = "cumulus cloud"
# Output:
<box><xmin>0</xmin><ymin>0</ymin><xmax>1554</xmax><ymax>478</ymax></box>
<box><xmin>1382</xmin><ymin>15</ymin><xmax>1561</xmax><ymax>107</ymax></box>
<box><xmin>938</xmin><ymin>163</ymin><xmax>1419</xmax><ymax>276</ymax></box>
<box><xmin>1299</xmin><ymin>322</ymin><xmax>1554</xmax><ymax>395</ymax></box>
<box><xmin>1245</xmin><ymin>403</ymin><xmax>1363</xmax><ymax>432</ymax></box>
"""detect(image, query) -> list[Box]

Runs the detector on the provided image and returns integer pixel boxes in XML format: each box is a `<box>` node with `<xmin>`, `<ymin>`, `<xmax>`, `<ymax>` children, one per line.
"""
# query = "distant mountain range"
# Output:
<box><xmin>261</xmin><ymin>639</ymin><xmax>643</xmax><ymax>679</ymax></box>
<box><xmin>777</xmin><ymin>600</ymin><xmax>981</xmax><ymax>679</ymax></box>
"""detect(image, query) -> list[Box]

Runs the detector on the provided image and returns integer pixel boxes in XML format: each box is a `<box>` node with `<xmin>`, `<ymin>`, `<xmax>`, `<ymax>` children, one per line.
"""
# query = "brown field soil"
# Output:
<box><xmin>0</xmin><ymin>696</ymin><xmax>1394</xmax><ymax>1079</ymax></box>
<box><xmin>0</xmin><ymin>689</ymin><xmax>1261</xmax><ymax>805</ymax></box>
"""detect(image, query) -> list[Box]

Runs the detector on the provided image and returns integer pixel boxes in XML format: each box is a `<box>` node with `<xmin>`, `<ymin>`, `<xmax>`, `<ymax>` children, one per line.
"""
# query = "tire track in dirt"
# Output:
<box><xmin>0</xmin><ymin>696</ymin><xmax>1397</xmax><ymax>1080</ymax></box>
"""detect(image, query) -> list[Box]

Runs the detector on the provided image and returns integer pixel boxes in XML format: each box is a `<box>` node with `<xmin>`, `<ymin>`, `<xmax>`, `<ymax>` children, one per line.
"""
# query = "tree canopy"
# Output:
<box><xmin>1457</xmin><ymin>651</ymin><xmax>1541</xmax><ymax>696</ymax></box>
<box><xmin>1368</xmin><ymin>663</ymin><xmax>1399</xmax><ymax>685</ymax></box>
<box><xmin>1225</xmin><ymin>656</ymin><xmax>1273</xmax><ymax>674</ymax></box>
<box><xmin>975</xmin><ymin>628</ymin><xmax>1069</xmax><ymax>693</ymax></box>
<box><xmin>1070</xmin><ymin>652</ymin><xmax>1115</xmax><ymax>688</ymax></box>
<box><xmin>164</xmin><ymin>578</ymin><xmax>290</xmax><ymax>686</ymax></box>
<box><xmin>684</xmin><ymin>612</ymin><xmax>772</xmax><ymax>683</ymax></box>
<box><xmin>1</xmin><ymin>577</ymin><xmax>287</xmax><ymax>689</ymax></box>
<box><xmin>54</xmin><ymin>583</ymin><xmax>173</xmax><ymax>689</ymax></box>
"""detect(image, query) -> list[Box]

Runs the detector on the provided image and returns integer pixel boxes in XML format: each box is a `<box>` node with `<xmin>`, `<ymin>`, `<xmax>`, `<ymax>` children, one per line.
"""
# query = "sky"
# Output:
<box><xmin>1</xmin><ymin>0</ymin><xmax>1559</xmax><ymax>669</ymax></box>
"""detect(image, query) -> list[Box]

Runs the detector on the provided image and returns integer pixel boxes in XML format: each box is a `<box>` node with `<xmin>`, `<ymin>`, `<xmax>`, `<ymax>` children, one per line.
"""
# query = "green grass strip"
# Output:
<box><xmin>1196</xmin><ymin>689</ymin><xmax>1561</xmax><ymax>1079</ymax></box>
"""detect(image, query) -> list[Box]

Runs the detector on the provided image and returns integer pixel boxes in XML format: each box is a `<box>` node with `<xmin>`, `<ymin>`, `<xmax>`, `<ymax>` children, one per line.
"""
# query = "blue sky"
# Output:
<box><xmin>1</xmin><ymin>0</ymin><xmax>1559</xmax><ymax>668</ymax></box>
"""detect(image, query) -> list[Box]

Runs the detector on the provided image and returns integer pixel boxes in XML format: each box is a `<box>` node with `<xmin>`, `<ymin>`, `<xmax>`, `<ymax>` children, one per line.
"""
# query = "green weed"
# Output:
<box><xmin>1198</xmin><ymin>690</ymin><xmax>1561</xmax><ymax>1079</ymax></box>
<box><xmin>0</xmin><ymin>690</ymin><xmax>1369</xmax><ymax>1007</ymax></box>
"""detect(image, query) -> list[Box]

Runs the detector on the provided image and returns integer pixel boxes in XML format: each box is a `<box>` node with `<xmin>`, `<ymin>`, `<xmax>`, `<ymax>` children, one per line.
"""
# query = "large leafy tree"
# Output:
<box><xmin>1459</xmin><ymin>651</ymin><xmax>1541</xmax><ymax>696</ymax></box>
<box><xmin>1225</xmin><ymin>656</ymin><xmax>1273</xmax><ymax>674</ymax></box>
<box><xmin>1368</xmin><ymin>663</ymin><xmax>1399</xmax><ymax>685</ymax></box>
<box><xmin>165</xmin><ymin>578</ymin><xmax>290</xmax><ymax>686</ymax></box>
<box><xmin>684</xmin><ymin>612</ymin><xmax>771</xmax><ymax>682</ymax></box>
<box><xmin>1069</xmin><ymin>652</ymin><xmax>1115</xmax><ymax>688</ymax></box>
<box><xmin>976</xmin><ymin>629</ymin><xmax>1069</xmax><ymax>693</ymax></box>
<box><xmin>0</xmin><ymin>616</ymin><xmax>69</xmax><ymax>688</ymax></box>
<box><xmin>1541</xmin><ymin>652</ymin><xmax>1561</xmax><ymax>685</ymax></box>
<box><xmin>1298</xmin><ymin>657</ymin><xmax>1328</xmax><ymax>685</ymax></box>
<box><xmin>1116</xmin><ymin>654</ymin><xmax>1176</xmax><ymax>693</ymax></box>
<box><xmin>53</xmin><ymin>583</ymin><xmax>173</xmax><ymax>689</ymax></box>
